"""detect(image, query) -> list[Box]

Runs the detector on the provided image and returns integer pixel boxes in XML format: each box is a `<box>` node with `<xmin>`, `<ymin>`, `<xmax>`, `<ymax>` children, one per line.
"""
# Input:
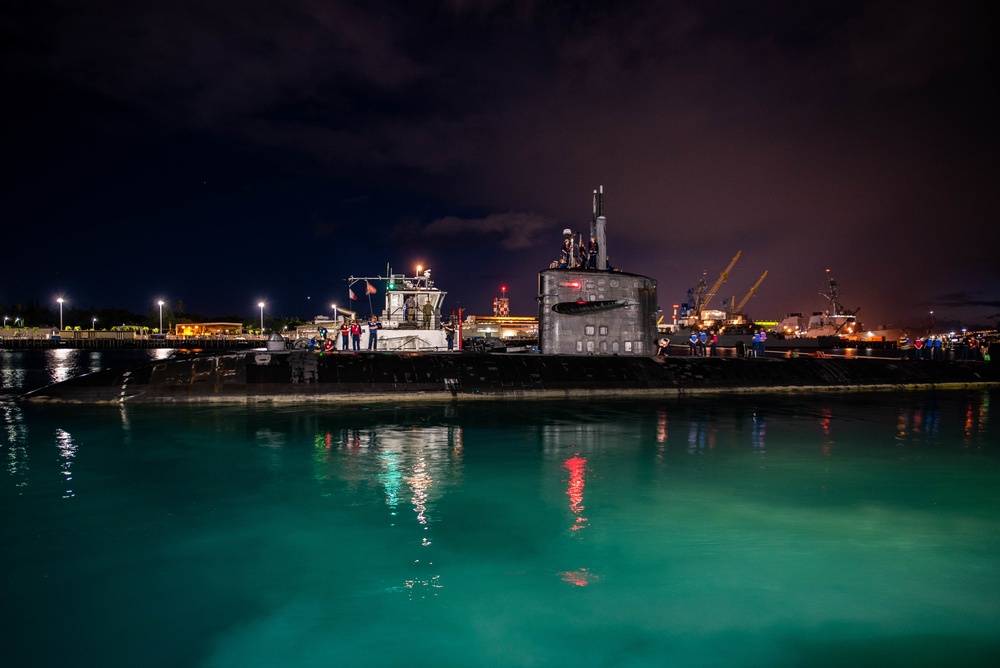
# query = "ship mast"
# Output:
<box><xmin>821</xmin><ymin>269</ymin><xmax>845</xmax><ymax>316</ymax></box>
<box><xmin>591</xmin><ymin>185</ymin><xmax>607</xmax><ymax>270</ymax></box>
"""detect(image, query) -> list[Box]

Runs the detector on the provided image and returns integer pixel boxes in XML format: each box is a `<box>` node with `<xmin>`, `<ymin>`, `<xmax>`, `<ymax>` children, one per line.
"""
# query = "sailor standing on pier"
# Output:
<box><xmin>367</xmin><ymin>315</ymin><xmax>380</xmax><ymax>350</ymax></box>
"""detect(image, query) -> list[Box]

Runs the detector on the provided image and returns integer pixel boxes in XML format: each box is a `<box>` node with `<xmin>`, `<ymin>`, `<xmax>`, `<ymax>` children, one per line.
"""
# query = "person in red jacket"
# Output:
<box><xmin>350</xmin><ymin>320</ymin><xmax>362</xmax><ymax>351</ymax></box>
<box><xmin>340</xmin><ymin>321</ymin><xmax>350</xmax><ymax>350</ymax></box>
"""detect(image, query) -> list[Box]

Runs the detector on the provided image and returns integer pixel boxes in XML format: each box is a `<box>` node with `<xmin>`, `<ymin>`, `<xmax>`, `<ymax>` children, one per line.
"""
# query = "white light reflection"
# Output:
<box><xmin>388</xmin><ymin>427</ymin><xmax>457</xmax><ymax>598</ymax></box>
<box><xmin>55</xmin><ymin>428</ymin><xmax>77</xmax><ymax>498</ymax></box>
<box><xmin>333</xmin><ymin>424</ymin><xmax>463</xmax><ymax>598</ymax></box>
<box><xmin>150</xmin><ymin>348</ymin><xmax>175</xmax><ymax>362</ymax></box>
<box><xmin>1</xmin><ymin>357</ymin><xmax>26</xmax><ymax>391</ymax></box>
<box><xmin>87</xmin><ymin>351</ymin><xmax>103</xmax><ymax>375</ymax></box>
<box><xmin>45</xmin><ymin>348</ymin><xmax>82</xmax><ymax>385</ymax></box>
<box><xmin>3</xmin><ymin>401</ymin><xmax>29</xmax><ymax>486</ymax></box>
<box><xmin>408</xmin><ymin>458</ymin><xmax>431</xmax><ymax>527</ymax></box>
<box><xmin>119</xmin><ymin>403</ymin><xmax>132</xmax><ymax>440</ymax></box>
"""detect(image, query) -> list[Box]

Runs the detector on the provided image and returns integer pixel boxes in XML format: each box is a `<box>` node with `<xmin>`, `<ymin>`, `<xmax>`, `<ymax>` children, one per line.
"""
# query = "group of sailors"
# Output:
<box><xmin>898</xmin><ymin>335</ymin><xmax>991</xmax><ymax>361</ymax></box>
<box><xmin>553</xmin><ymin>231</ymin><xmax>614</xmax><ymax>270</ymax></box>
<box><xmin>686</xmin><ymin>330</ymin><xmax>720</xmax><ymax>357</ymax></box>
<box><xmin>310</xmin><ymin>315</ymin><xmax>383</xmax><ymax>353</ymax></box>
<box><xmin>308</xmin><ymin>312</ymin><xmax>459</xmax><ymax>352</ymax></box>
<box><xmin>674</xmin><ymin>329</ymin><xmax>769</xmax><ymax>358</ymax></box>
<box><xmin>401</xmin><ymin>295</ymin><xmax>437</xmax><ymax>328</ymax></box>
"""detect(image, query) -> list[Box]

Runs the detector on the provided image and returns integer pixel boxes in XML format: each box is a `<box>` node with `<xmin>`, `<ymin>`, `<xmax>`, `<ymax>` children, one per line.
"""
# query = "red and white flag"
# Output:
<box><xmin>365</xmin><ymin>281</ymin><xmax>377</xmax><ymax>295</ymax></box>
<box><xmin>349</xmin><ymin>288</ymin><xmax>357</xmax><ymax>300</ymax></box>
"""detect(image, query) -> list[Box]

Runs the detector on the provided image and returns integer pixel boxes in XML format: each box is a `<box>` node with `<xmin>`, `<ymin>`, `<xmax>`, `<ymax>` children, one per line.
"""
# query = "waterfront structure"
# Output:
<box><xmin>462</xmin><ymin>315</ymin><xmax>538</xmax><ymax>341</ymax></box>
<box><xmin>173</xmin><ymin>322</ymin><xmax>244</xmax><ymax>337</ymax></box>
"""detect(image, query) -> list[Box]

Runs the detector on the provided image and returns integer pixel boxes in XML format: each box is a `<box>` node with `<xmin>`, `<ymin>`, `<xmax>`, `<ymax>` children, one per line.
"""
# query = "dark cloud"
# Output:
<box><xmin>414</xmin><ymin>212</ymin><xmax>553</xmax><ymax>249</ymax></box>
<box><xmin>1</xmin><ymin>1</ymin><xmax>997</xmax><ymax>327</ymax></box>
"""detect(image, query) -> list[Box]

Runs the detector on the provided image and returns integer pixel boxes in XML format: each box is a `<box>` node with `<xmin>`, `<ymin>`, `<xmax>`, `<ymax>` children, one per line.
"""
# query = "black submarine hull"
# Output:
<box><xmin>19</xmin><ymin>350</ymin><xmax>1000</xmax><ymax>404</ymax></box>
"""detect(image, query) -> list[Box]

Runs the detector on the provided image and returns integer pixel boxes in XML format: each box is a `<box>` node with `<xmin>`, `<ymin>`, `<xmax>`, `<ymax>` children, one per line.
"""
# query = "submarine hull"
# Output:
<box><xmin>19</xmin><ymin>350</ymin><xmax>1000</xmax><ymax>404</ymax></box>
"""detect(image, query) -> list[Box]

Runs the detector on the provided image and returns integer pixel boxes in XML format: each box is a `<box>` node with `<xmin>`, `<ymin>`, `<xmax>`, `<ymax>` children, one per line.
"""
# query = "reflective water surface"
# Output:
<box><xmin>1</xmin><ymin>352</ymin><xmax>999</xmax><ymax>666</ymax></box>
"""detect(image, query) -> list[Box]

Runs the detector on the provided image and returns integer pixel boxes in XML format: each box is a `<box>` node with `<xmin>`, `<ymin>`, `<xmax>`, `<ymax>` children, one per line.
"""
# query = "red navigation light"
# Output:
<box><xmin>501</xmin><ymin>285</ymin><xmax>507</xmax><ymax>292</ymax></box>
<box><xmin>559</xmin><ymin>281</ymin><xmax>581</xmax><ymax>289</ymax></box>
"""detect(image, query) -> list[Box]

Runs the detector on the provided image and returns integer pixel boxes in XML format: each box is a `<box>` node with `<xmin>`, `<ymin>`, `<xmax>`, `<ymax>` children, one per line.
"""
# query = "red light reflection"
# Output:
<box><xmin>559</xmin><ymin>568</ymin><xmax>600</xmax><ymax>587</ymax></box>
<box><xmin>564</xmin><ymin>454</ymin><xmax>588</xmax><ymax>531</ymax></box>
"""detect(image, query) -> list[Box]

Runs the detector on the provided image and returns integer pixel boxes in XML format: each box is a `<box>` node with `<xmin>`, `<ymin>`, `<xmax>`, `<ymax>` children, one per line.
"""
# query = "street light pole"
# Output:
<box><xmin>92</xmin><ymin>317</ymin><xmax>97</xmax><ymax>330</ymax></box>
<box><xmin>258</xmin><ymin>302</ymin><xmax>265</xmax><ymax>336</ymax></box>
<box><xmin>331</xmin><ymin>304</ymin><xmax>338</xmax><ymax>322</ymax></box>
<box><xmin>158</xmin><ymin>300</ymin><xmax>165</xmax><ymax>335</ymax></box>
<box><xmin>57</xmin><ymin>298</ymin><xmax>64</xmax><ymax>330</ymax></box>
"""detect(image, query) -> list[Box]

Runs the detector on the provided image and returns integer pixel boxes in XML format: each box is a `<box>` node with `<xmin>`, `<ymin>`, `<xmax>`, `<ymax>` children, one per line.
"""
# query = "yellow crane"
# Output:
<box><xmin>734</xmin><ymin>270</ymin><xmax>768</xmax><ymax>314</ymax></box>
<box><xmin>700</xmin><ymin>250</ymin><xmax>742</xmax><ymax>313</ymax></box>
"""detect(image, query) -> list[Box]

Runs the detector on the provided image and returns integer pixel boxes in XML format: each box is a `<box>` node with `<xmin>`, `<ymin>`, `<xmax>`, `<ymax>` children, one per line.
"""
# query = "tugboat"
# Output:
<box><xmin>292</xmin><ymin>268</ymin><xmax>451</xmax><ymax>351</ymax></box>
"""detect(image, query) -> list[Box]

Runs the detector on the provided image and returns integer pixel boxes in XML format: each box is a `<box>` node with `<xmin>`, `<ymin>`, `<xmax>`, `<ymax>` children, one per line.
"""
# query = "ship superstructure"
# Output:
<box><xmin>294</xmin><ymin>269</ymin><xmax>450</xmax><ymax>351</ymax></box>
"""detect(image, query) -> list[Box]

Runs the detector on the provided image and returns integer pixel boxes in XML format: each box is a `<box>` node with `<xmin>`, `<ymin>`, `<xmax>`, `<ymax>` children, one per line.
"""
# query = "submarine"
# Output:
<box><xmin>20</xmin><ymin>187</ymin><xmax>1000</xmax><ymax>404</ymax></box>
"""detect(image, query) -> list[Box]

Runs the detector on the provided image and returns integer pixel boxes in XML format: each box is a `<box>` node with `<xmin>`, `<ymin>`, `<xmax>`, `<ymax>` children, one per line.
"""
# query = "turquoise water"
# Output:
<box><xmin>2</xmin><ymin>351</ymin><xmax>1000</xmax><ymax>666</ymax></box>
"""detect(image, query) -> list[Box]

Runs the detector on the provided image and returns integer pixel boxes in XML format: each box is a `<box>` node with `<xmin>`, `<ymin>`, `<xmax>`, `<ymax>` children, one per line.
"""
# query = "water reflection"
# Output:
<box><xmin>687</xmin><ymin>413</ymin><xmax>714</xmax><ymax>453</ymax></box>
<box><xmin>963</xmin><ymin>392</ymin><xmax>990</xmax><ymax>447</ymax></box>
<box><xmin>820</xmin><ymin>407</ymin><xmax>833</xmax><ymax>456</ymax></box>
<box><xmin>2</xmin><ymin>401</ymin><xmax>28</xmax><ymax>486</ymax></box>
<box><xmin>752</xmin><ymin>411</ymin><xmax>766</xmax><ymax>452</ymax></box>
<box><xmin>0</xmin><ymin>348</ymin><xmax>181</xmax><ymax>395</ymax></box>
<box><xmin>54</xmin><ymin>428</ymin><xmax>77</xmax><ymax>498</ymax></box>
<box><xmin>564</xmin><ymin>454</ymin><xmax>588</xmax><ymax>532</ymax></box>
<box><xmin>891</xmin><ymin>394</ymin><xmax>990</xmax><ymax>446</ymax></box>
<box><xmin>559</xmin><ymin>567</ymin><xmax>600</xmax><ymax>587</ymax></box>
<box><xmin>1</xmin><ymin>357</ymin><xmax>26</xmax><ymax>391</ymax></box>
<box><xmin>310</xmin><ymin>422</ymin><xmax>464</xmax><ymax>599</ymax></box>
<box><xmin>47</xmin><ymin>348</ymin><xmax>82</xmax><ymax>385</ymax></box>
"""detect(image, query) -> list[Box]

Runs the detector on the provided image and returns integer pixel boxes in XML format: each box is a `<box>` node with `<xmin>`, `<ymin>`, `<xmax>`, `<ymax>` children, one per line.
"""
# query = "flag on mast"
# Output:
<box><xmin>349</xmin><ymin>288</ymin><xmax>357</xmax><ymax>301</ymax></box>
<box><xmin>365</xmin><ymin>281</ymin><xmax>377</xmax><ymax>295</ymax></box>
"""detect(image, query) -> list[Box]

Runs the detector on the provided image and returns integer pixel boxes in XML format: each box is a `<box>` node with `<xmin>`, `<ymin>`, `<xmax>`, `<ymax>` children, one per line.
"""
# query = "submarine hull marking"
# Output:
<box><xmin>551</xmin><ymin>300</ymin><xmax>628</xmax><ymax>315</ymax></box>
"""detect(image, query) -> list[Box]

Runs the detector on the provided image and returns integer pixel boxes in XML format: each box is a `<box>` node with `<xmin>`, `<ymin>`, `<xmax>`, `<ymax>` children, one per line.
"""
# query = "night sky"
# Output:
<box><xmin>3</xmin><ymin>1</ymin><xmax>998</xmax><ymax>329</ymax></box>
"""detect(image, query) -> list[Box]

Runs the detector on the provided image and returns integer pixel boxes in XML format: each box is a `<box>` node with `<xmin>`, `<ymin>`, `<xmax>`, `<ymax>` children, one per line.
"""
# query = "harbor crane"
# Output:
<box><xmin>697</xmin><ymin>250</ymin><xmax>742</xmax><ymax>314</ymax></box>
<box><xmin>734</xmin><ymin>270</ymin><xmax>768</xmax><ymax>314</ymax></box>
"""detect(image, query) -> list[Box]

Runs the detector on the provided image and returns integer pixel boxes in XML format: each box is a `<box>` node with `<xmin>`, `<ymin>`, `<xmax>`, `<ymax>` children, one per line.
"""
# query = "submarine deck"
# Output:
<box><xmin>19</xmin><ymin>350</ymin><xmax>1000</xmax><ymax>405</ymax></box>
